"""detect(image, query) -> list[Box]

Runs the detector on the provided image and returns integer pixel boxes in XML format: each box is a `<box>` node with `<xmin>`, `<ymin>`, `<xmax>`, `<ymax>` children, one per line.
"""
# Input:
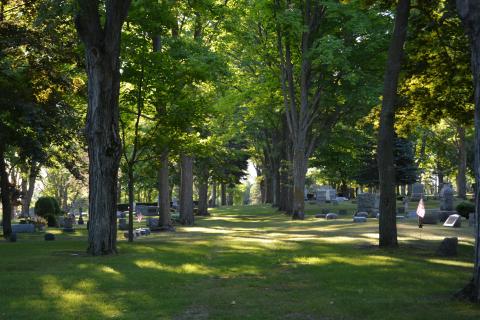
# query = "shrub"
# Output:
<box><xmin>35</xmin><ymin>197</ymin><xmax>56</xmax><ymax>217</ymax></box>
<box><xmin>35</xmin><ymin>197</ymin><xmax>61</xmax><ymax>226</ymax></box>
<box><xmin>456</xmin><ymin>201</ymin><xmax>475</xmax><ymax>219</ymax></box>
<box><xmin>46</xmin><ymin>215</ymin><xmax>57</xmax><ymax>227</ymax></box>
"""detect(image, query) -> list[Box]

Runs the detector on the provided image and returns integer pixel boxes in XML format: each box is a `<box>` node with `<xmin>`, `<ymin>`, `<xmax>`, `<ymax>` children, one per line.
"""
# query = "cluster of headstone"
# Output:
<box><xmin>315</xmin><ymin>186</ymin><xmax>337</xmax><ymax>203</ymax></box>
<box><xmin>123</xmin><ymin>228</ymin><xmax>151</xmax><ymax>239</ymax></box>
<box><xmin>314</xmin><ymin>208</ymin><xmax>349</xmax><ymax>219</ymax></box>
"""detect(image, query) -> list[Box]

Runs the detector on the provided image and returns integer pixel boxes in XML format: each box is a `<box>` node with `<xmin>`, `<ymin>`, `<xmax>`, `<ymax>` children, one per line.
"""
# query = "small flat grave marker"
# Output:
<box><xmin>443</xmin><ymin>214</ymin><xmax>461</xmax><ymax>228</ymax></box>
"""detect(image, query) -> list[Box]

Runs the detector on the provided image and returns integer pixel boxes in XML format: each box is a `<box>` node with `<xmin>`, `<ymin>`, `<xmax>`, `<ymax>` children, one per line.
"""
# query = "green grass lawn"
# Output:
<box><xmin>1</xmin><ymin>204</ymin><xmax>479</xmax><ymax>320</ymax></box>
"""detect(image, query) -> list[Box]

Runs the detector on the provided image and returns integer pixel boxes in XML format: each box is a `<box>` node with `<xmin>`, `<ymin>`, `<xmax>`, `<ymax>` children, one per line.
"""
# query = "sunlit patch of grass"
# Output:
<box><xmin>1</xmin><ymin>204</ymin><xmax>479</xmax><ymax>319</ymax></box>
<box><xmin>427</xmin><ymin>259</ymin><xmax>473</xmax><ymax>269</ymax></box>
<box><xmin>135</xmin><ymin>259</ymin><xmax>216</xmax><ymax>275</ymax></box>
<box><xmin>40</xmin><ymin>275</ymin><xmax>122</xmax><ymax>318</ymax></box>
<box><xmin>292</xmin><ymin>254</ymin><xmax>402</xmax><ymax>267</ymax></box>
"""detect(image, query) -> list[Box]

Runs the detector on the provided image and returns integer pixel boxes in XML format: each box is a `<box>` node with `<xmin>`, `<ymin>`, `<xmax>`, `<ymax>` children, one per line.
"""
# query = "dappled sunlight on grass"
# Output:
<box><xmin>98</xmin><ymin>265</ymin><xmax>124</xmax><ymax>279</ymax></box>
<box><xmin>135</xmin><ymin>259</ymin><xmax>215</xmax><ymax>275</ymax></box>
<box><xmin>427</xmin><ymin>258</ymin><xmax>473</xmax><ymax>269</ymax></box>
<box><xmin>291</xmin><ymin>254</ymin><xmax>403</xmax><ymax>267</ymax></box>
<box><xmin>2</xmin><ymin>204</ymin><xmax>479</xmax><ymax>320</ymax></box>
<box><xmin>40</xmin><ymin>275</ymin><xmax>122</xmax><ymax>318</ymax></box>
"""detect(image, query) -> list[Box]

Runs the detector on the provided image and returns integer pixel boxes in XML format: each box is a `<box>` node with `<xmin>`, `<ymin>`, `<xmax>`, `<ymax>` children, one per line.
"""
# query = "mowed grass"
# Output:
<box><xmin>1</xmin><ymin>204</ymin><xmax>480</xmax><ymax>320</ymax></box>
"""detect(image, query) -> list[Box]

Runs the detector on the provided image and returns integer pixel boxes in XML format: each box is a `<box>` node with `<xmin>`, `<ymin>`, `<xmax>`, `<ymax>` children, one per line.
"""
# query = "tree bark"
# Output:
<box><xmin>438</xmin><ymin>164</ymin><xmax>444</xmax><ymax>194</ymax></box>
<box><xmin>457</xmin><ymin>125</ymin><xmax>467</xmax><ymax>199</ymax></box>
<box><xmin>197</xmin><ymin>165</ymin><xmax>209</xmax><ymax>216</ymax></box>
<box><xmin>158</xmin><ymin>150</ymin><xmax>171</xmax><ymax>228</ymax></box>
<box><xmin>179</xmin><ymin>154</ymin><xmax>194</xmax><ymax>225</ymax></box>
<box><xmin>292</xmin><ymin>135</ymin><xmax>307</xmax><ymax>219</ymax></box>
<box><xmin>210</xmin><ymin>180</ymin><xmax>217</xmax><ymax>207</ymax></box>
<box><xmin>221</xmin><ymin>182</ymin><xmax>227</xmax><ymax>206</ymax></box>
<box><xmin>265</xmin><ymin>169</ymin><xmax>273</xmax><ymax>204</ymax></box>
<box><xmin>456</xmin><ymin>0</ymin><xmax>480</xmax><ymax>302</ymax></box>
<box><xmin>0</xmin><ymin>144</ymin><xmax>12</xmax><ymax>239</ymax></box>
<box><xmin>74</xmin><ymin>0</ymin><xmax>131</xmax><ymax>255</ymax></box>
<box><xmin>377</xmin><ymin>0</ymin><xmax>410</xmax><ymax>248</ymax></box>
<box><xmin>272</xmin><ymin>164</ymin><xmax>280</xmax><ymax>207</ymax></box>
<box><xmin>198</xmin><ymin>180</ymin><xmax>209</xmax><ymax>216</ymax></box>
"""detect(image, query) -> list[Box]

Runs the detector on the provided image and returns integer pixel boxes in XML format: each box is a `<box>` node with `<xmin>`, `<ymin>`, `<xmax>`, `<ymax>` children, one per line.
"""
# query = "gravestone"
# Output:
<box><xmin>147</xmin><ymin>217</ymin><xmax>159</xmax><ymax>227</ymax></box>
<box><xmin>118</xmin><ymin>218</ymin><xmax>128</xmax><ymax>230</ymax></box>
<box><xmin>411</xmin><ymin>183</ymin><xmax>424</xmax><ymax>201</ymax></box>
<box><xmin>316</xmin><ymin>190</ymin><xmax>327</xmax><ymax>202</ymax></box>
<box><xmin>327</xmin><ymin>189</ymin><xmax>336</xmax><ymax>201</ymax></box>
<box><xmin>353</xmin><ymin>216</ymin><xmax>367</xmax><ymax>223</ymax></box>
<box><xmin>326</xmin><ymin>213</ymin><xmax>338</xmax><ymax>220</ymax></box>
<box><xmin>11</xmin><ymin>224</ymin><xmax>35</xmax><ymax>233</ymax></box>
<box><xmin>440</xmin><ymin>185</ymin><xmax>454</xmax><ymax>211</ymax></box>
<box><xmin>443</xmin><ymin>214</ymin><xmax>461</xmax><ymax>228</ymax></box>
<box><xmin>436</xmin><ymin>237</ymin><xmax>458</xmax><ymax>256</ymax></box>
<box><xmin>136</xmin><ymin>205</ymin><xmax>158</xmax><ymax>217</ymax></box>
<box><xmin>422</xmin><ymin>211</ymin><xmax>438</xmax><ymax>224</ymax></box>
<box><xmin>355</xmin><ymin>212</ymin><xmax>369</xmax><ymax>218</ymax></box>
<box><xmin>63</xmin><ymin>217</ymin><xmax>75</xmax><ymax>232</ymax></box>
<box><xmin>357</xmin><ymin>193</ymin><xmax>378</xmax><ymax>215</ymax></box>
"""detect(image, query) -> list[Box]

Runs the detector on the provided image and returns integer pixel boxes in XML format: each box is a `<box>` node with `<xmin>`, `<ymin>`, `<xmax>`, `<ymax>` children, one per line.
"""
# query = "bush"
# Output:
<box><xmin>46</xmin><ymin>215</ymin><xmax>57</xmax><ymax>227</ymax></box>
<box><xmin>35</xmin><ymin>197</ymin><xmax>61</xmax><ymax>226</ymax></box>
<box><xmin>456</xmin><ymin>201</ymin><xmax>475</xmax><ymax>219</ymax></box>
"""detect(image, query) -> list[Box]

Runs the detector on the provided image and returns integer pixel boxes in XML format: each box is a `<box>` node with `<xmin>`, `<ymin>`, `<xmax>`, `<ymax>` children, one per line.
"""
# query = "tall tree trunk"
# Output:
<box><xmin>198</xmin><ymin>180</ymin><xmax>209</xmax><ymax>216</ymax></box>
<box><xmin>221</xmin><ymin>182</ymin><xmax>227</xmax><ymax>206</ymax></box>
<box><xmin>75</xmin><ymin>0</ymin><xmax>131</xmax><ymax>255</ymax></box>
<box><xmin>272</xmin><ymin>164</ymin><xmax>280</xmax><ymax>207</ymax></box>
<box><xmin>197</xmin><ymin>165</ymin><xmax>209</xmax><ymax>216</ymax></box>
<box><xmin>456</xmin><ymin>0</ymin><xmax>480</xmax><ymax>302</ymax></box>
<box><xmin>292</xmin><ymin>134</ymin><xmax>307</xmax><ymax>220</ymax></box>
<box><xmin>260</xmin><ymin>177</ymin><xmax>266</xmax><ymax>203</ymax></box>
<box><xmin>227</xmin><ymin>191</ymin><xmax>234</xmax><ymax>206</ymax></box>
<box><xmin>457</xmin><ymin>125</ymin><xmax>467</xmax><ymax>199</ymax></box>
<box><xmin>158</xmin><ymin>150</ymin><xmax>171</xmax><ymax>228</ymax></box>
<box><xmin>0</xmin><ymin>145</ymin><xmax>12</xmax><ymax>239</ymax></box>
<box><xmin>127</xmin><ymin>166</ymin><xmax>134</xmax><ymax>242</ymax></box>
<box><xmin>179</xmin><ymin>155</ymin><xmax>194</xmax><ymax>225</ymax></box>
<box><xmin>377</xmin><ymin>0</ymin><xmax>410</xmax><ymax>248</ymax></box>
<box><xmin>438</xmin><ymin>164</ymin><xmax>444</xmax><ymax>194</ymax></box>
<box><xmin>265</xmin><ymin>170</ymin><xmax>273</xmax><ymax>204</ymax></box>
<box><xmin>211</xmin><ymin>180</ymin><xmax>217</xmax><ymax>207</ymax></box>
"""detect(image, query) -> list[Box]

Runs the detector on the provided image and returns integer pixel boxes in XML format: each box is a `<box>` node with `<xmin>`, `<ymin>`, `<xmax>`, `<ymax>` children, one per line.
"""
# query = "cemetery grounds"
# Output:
<box><xmin>1</xmin><ymin>202</ymin><xmax>480</xmax><ymax>320</ymax></box>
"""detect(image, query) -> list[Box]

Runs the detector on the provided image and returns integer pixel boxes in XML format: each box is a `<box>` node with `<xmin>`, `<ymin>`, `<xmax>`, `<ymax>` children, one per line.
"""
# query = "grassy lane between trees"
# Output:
<box><xmin>1</xmin><ymin>204</ymin><xmax>479</xmax><ymax>320</ymax></box>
